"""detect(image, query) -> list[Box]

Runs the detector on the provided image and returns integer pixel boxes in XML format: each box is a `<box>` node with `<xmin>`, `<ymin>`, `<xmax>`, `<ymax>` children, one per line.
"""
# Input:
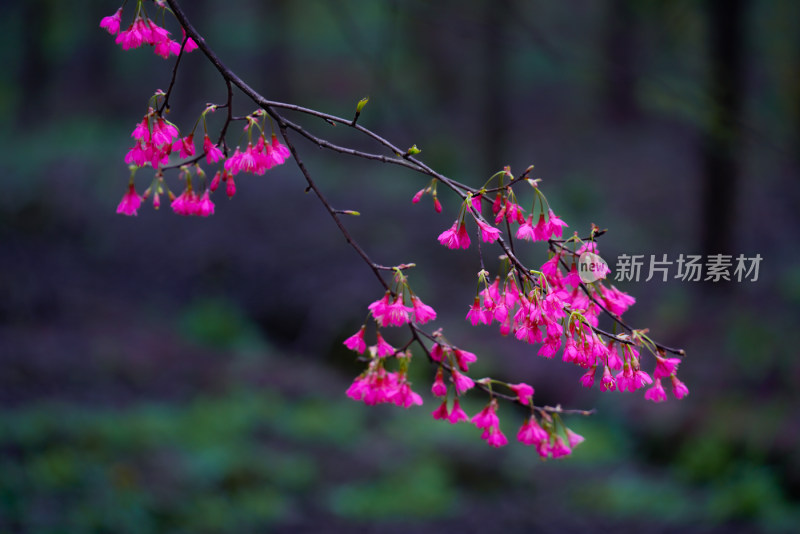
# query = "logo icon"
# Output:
<box><xmin>578</xmin><ymin>252</ymin><xmax>610</xmax><ymax>284</ymax></box>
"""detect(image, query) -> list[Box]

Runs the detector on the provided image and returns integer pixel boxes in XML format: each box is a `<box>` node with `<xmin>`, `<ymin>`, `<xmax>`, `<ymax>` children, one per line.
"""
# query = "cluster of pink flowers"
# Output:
<box><xmin>125</xmin><ymin>112</ymin><xmax>185</xmax><ymax>168</ymax></box>
<box><xmin>171</xmin><ymin>188</ymin><xmax>215</xmax><ymax>216</ymax></box>
<box><xmin>346</xmin><ymin>360</ymin><xmax>423</xmax><ymax>408</ymax></box>
<box><xmin>436</xmin><ymin>190</ymin><xmax>569</xmax><ymax>252</ymax></box>
<box><xmin>100</xmin><ymin>8</ymin><xmax>198</xmax><ymax>58</ymax></box>
<box><xmin>367</xmin><ymin>291</ymin><xmax>437</xmax><ymax>327</ymax></box>
<box><xmin>224</xmin><ymin>135</ymin><xmax>291</xmax><ymax>176</ymax></box>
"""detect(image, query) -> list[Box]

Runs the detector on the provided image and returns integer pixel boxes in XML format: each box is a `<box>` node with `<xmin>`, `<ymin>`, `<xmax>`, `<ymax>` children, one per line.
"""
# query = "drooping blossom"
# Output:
<box><xmin>410</xmin><ymin>295</ymin><xmax>436</xmax><ymax>324</ymax></box>
<box><xmin>451</xmin><ymin>369</ymin><xmax>475</xmax><ymax>395</ymax></box>
<box><xmin>343</xmin><ymin>326</ymin><xmax>367</xmax><ymax>354</ymax></box>
<box><xmin>373</xmin><ymin>332</ymin><xmax>395</xmax><ymax>358</ymax></box>
<box><xmin>670</xmin><ymin>375</ymin><xmax>689</xmax><ymax>399</ymax></box>
<box><xmin>100</xmin><ymin>8</ymin><xmax>122</xmax><ymax>35</ymax></box>
<box><xmin>447</xmin><ymin>399</ymin><xmax>470</xmax><ymax>424</ymax></box>
<box><xmin>517</xmin><ymin>417</ymin><xmax>549</xmax><ymax>446</ymax></box>
<box><xmin>508</xmin><ymin>383</ymin><xmax>534</xmax><ymax>405</ymax></box>
<box><xmin>116</xmin><ymin>183</ymin><xmax>142</xmax><ymax>216</ymax></box>
<box><xmin>431</xmin><ymin>367</ymin><xmax>448</xmax><ymax>397</ymax></box>
<box><xmin>453</xmin><ymin>349</ymin><xmax>477</xmax><ymax>372</ymax></box>
<box><xmin>431</xmin><ymin>400</ymin><xmax>449</xmax><ymax>420</ymax></box>
<box><xmin>565</xmin><ymin>428</ymin><xmax>585</xmax><ymax>448</ymax></box>
<box><xmin>644</xmin><ymin>378</ymin><xmax>667</xmax><ymax>402</ymax></box>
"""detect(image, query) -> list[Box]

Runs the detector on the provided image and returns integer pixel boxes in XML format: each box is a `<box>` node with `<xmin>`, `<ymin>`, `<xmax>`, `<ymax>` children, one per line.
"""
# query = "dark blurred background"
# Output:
<box><xmin>1</xmin><ymin>0</ymin><xmax>799</xmax><ymax>532</ymax></box>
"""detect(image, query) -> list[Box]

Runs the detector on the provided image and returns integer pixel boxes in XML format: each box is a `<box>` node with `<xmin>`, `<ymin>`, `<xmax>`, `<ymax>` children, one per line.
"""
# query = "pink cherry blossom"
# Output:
<box><xmin>508</xmin><ymin>383</ymin><xmax>534</xmax><ymax>405</ymax></box>
<box><xmin>430</xmin><ymin>343</ymin><xmax>445</xmax><ymax>362</ymax></box>
<box><xmin>343</xmin><ymin>326</ymin><xmax>367</xmax><ymax>354</ymax></box>
<box><xmin>410</xmin><ymin>295</ymin><xmax>436</xmax><ymax>324</ymax></box>
<box><xmin>565</xmin><ymin>428</ymin><xmax>585</xmax><ymax>448</ymax></box>
<box><xmin>517</xmin><ymin>417</ymin><xmax>549</xmax><ymax>446</ymax></box>
<box><xmin>644</xmin><ymin>378</ymin><xmax>667</xmax><ymax>402</ymax></box>
<box><xmin>670</xmin><ymin>375</ymin><xmax>689</xmax><ymax>399</ymax></box>
<box><xmin>447</xmin><ymin>399</ymin><xmax>470</xmax><ymax>424</ymax></box>
<box><xmin>116</xmin><ymin>183</ymin><xmax>142</xmax><ymax>216</ymax></box>
<box><xmin>431</xmin><ymin>400</ymin><xmax>450</xmax><ymax>420</ymax></box>
<box><xmin>653</xmin><ymin>354</ymin><xmax>681</xmax><ymax>379</ymax></box>
<box><xmin>100</xmin><ymin>8</ymin><xmax>123</xmax><ymax>35</ymax></box>
<box><xmin>451</xmin><ymin>369</ymin><xmax>475</xmax><ymax>395</ymax></box>
<box><xmin>373</xmin><ymin>332</ymin><xmax>395</xmax><ymax>358</ymax></box>
<box><xmin>485</xmin><ymin>427</ymin><xmax>508</xmax><ymax>448</ymax></box>
<box><xmin>437</xmin><ymin>222</ymin><xmax>460</xmax><ymax>249</ymax></box>
<box><xmin>384</xmin><ymin>295</ymin><xmax>412</xmax><ymax>326</ymax></box>
<box><xmin>197</xmin><ymin>190</ymin><xmax>215</xmax><ymax>217</ymax></box>
<box><xmin>546</xmin><ymin>209</ymin><xmax>568</xmax><ymax>238</ymax></box>
<box><xmin>431</xmin><ymin>367</ymin><xmax>448</xmax><ymax>397</ymax></box>
<box><xmin>456</xmin><ymin>222</ymin><xmax>471</xmax><ymax>249</ymax></box>
<box><xmin>453</xmin><ymin>349</ymin><xmax>477</xmax><ymax>372</ymax></box>
<box><xmin>550</xmin><ymin>436</ymin><xmax>572</xmax><ymax>458</ymax></box>
<box><xmin>599</xmin><ymin>366</ymin><xmax>616</xmax><ymax>392</ymax></box>
<box><xmin>203</xmin><ymin>135</ymin><xmax>225</xmax><ymax>164</ymax></box>
<box><xmin>475</xmin><ymin>217</ymin><xmax>500</xmax><ymax>243</ymax></box>
<box><xmin>471</xmin><ymin>402</ymin><xmax>500</xmax><ymax>430</ymax></box>
<box><xmin>580</xmin><ymin>366</ymin><xmax>597</xmax><ymax>388</ymax></box>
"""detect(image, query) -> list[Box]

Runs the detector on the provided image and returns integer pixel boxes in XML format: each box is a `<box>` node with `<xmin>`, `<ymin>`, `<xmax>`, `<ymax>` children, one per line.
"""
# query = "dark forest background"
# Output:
<box><xmin>1</xmin><ymin>0</ymin><xmax>799</xmax><ymax>532</ymax></box>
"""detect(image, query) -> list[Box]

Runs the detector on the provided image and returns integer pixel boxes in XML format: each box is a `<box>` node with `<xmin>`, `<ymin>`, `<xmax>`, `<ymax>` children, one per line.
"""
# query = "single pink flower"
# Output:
<box><xmin>100</xmin><ymin>8</ymin><xmax>123</xmax><ymax>35</ymax></box>
<box><xmin>209</xmin><ymin>171</ymin><xmax>222</xmax><ymax>192</ymax></box>
<box><xmin>546</xmin><ymin>209</ymin><xmax>568</xmax><ymax>238</ymax></box>
<box><xmin>431</xmin><ymin>400</ymin><xmax>450</xmax><ymax>420</ymax></box>
<box><xmin>410</xmin><ymin>295</ymin><xmax>436</xmax><ymax>324</ymax></box>
<box><xmin>392</xmin><ymin>381</ymin><xmax>423</xmax><ymax>408</ymax></box>
<box><xmin>447</xmin><ymin>398</ymin><xmax>470</xmax><ymax>424</ymax></box>
<box><xmin>225</xmin><ymin>173</ymin><xmax>236</xmax><ymax>198</ymax></box>
<box><xmin>485</xmin><ymin>427</ymin><xmax>508</xmax><ymax>448</ymax></box>
<box><xmin>580</xmin><ymin>366</ymin><xmax>597</xmax><ymax>388</ymax></box>
<box><xmin>197</xmin><ymin>190</ymin><xmax>215</xmax><ymax>217</ymax></box>
<box><xmin>437</xmin><ymin>222</ymin><xmax>461</xmax><ymax>249</ymax></box>
<box><xmin>600</xmin><ymin>366</ymin><xmax>616</xmax><ymax>392</ymax></box>
<box><xmin>368</xmin><ymin>292</ymin><xmax>392</xmax><ymax>326</ymax></box>
<box><xmin>373</xmin><ymin>332</ymin><xmax>395</xmax><ymax>358</ymax></box>
<box><xmin>203</xmin><ymin>135</ymin><xmax>224</xmax><ymax>164</ymax></box>
<box><xmin>471</xmin><ymin>402</ymin><xmax>500</xmax><ymax>430</ymax></box>
<box><xmin>431</xmin><ymin>367</ymin><xmax>448</xmax><ymax>397</ymax></box>
<box><xmin>470</xmin><ymin>194</ymin><xmax>483</xmax><ymax>213</ymax></box>
<box><xmin>433</xmin><ymin>197</ymin><xmax>442</xmax><ymax>213</ymax></box>
<box><xmin>466</xmin><ymin>296</ymin><xmax>491</xmax><ymax>326</ymax></box>
<box><xmin>430</xmin><ymin>343</ymin><xmax>445</xmax><ymax>362</ymax></box>
<box><xmin>343</xmin><ymin>326</ymin><xmax>367</xmax><ymax>354</ymax></box>
<box><xmin>475</xmin><ymin>217</ymin><xmax>500</xmax><ymax>243</ymax></box>
<box><xmin>565</xmin><ymin>428</ymin><xmax>585</xmax><ymax>448</ymax></box>
<box><xmin>532</xmin><ymin>214</ymin><xmax>550</xmax><ymax>241</ymax></box>
<box><xmin>508</xmin><ymin>383</ymin><xmax>534</xmax><ymax>405</ymax></box>
<box><xmin>181</xmin><ymin>29</ymin><xmax>199</xmax><ymax>53</ymax></box>
<box><xmin>172</xmin><ymin>134</ymin><xmax>195</xmax><ymax>159</ymax></box>
<box><xmin>644</xmin><ymin>378</ymin><xmax>667</xmax><ymax>402</ymax></box>
<box><xmin>451</xmin><ymin>369</ymin><xmax>474</xmax><ymax>395</ymax></box>
<box><xmin>116</xmin><ymin>183</ymin><xmax>142</xmax><ymax>216</ymax></box>
<box><xmin>670</xmin><ymin>375</ymin><xmax>689</xmax><ymax>399</ymax></box>
<box><xmin>453</xmin><ymin>349</ymin><xmax>477</xmax><ymax>372</ymax></box>
<box><xmin>131</xmin><ymin>117</ymin><xmax>150</xmax><ymax>142</ymax></box>
<box><xmin>516</xmin><ymin>215</ymin><xmax>536</xmax><ymax>241</ymax></box>
<box><xmin>456</xmin><ymin>222</ymin><xmax>471</xmax><ymax>249</ymax></box>
<box><xmin>653</xmin><ymin>354</ymin><xmax>681</xmax><ymax>379</ymax></box>
<box><xmin>412</xmin><ymin>188</ymin><xmax>425</xmax><ymax>203</ymax></box>
<box><xmin>270</xmin><ymin>134</ymin><xmax>291</xmax><ymax>164</ymax></box>
<box><xmin>384</xmin><ymin>295</ymin><xmax>412</xmax><ymax>326</ymax></box>
<box><xmin>550</xmin><ymin>436</ymin><xmax>572</xmax><ymax>458</ymax></box>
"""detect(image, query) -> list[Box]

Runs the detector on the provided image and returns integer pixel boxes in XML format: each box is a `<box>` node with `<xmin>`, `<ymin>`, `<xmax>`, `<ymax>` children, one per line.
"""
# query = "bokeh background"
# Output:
<box><xmin>2</xmin><ymin>0</ymin><xmax>799</xmax><ymax>532</ymax></box>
